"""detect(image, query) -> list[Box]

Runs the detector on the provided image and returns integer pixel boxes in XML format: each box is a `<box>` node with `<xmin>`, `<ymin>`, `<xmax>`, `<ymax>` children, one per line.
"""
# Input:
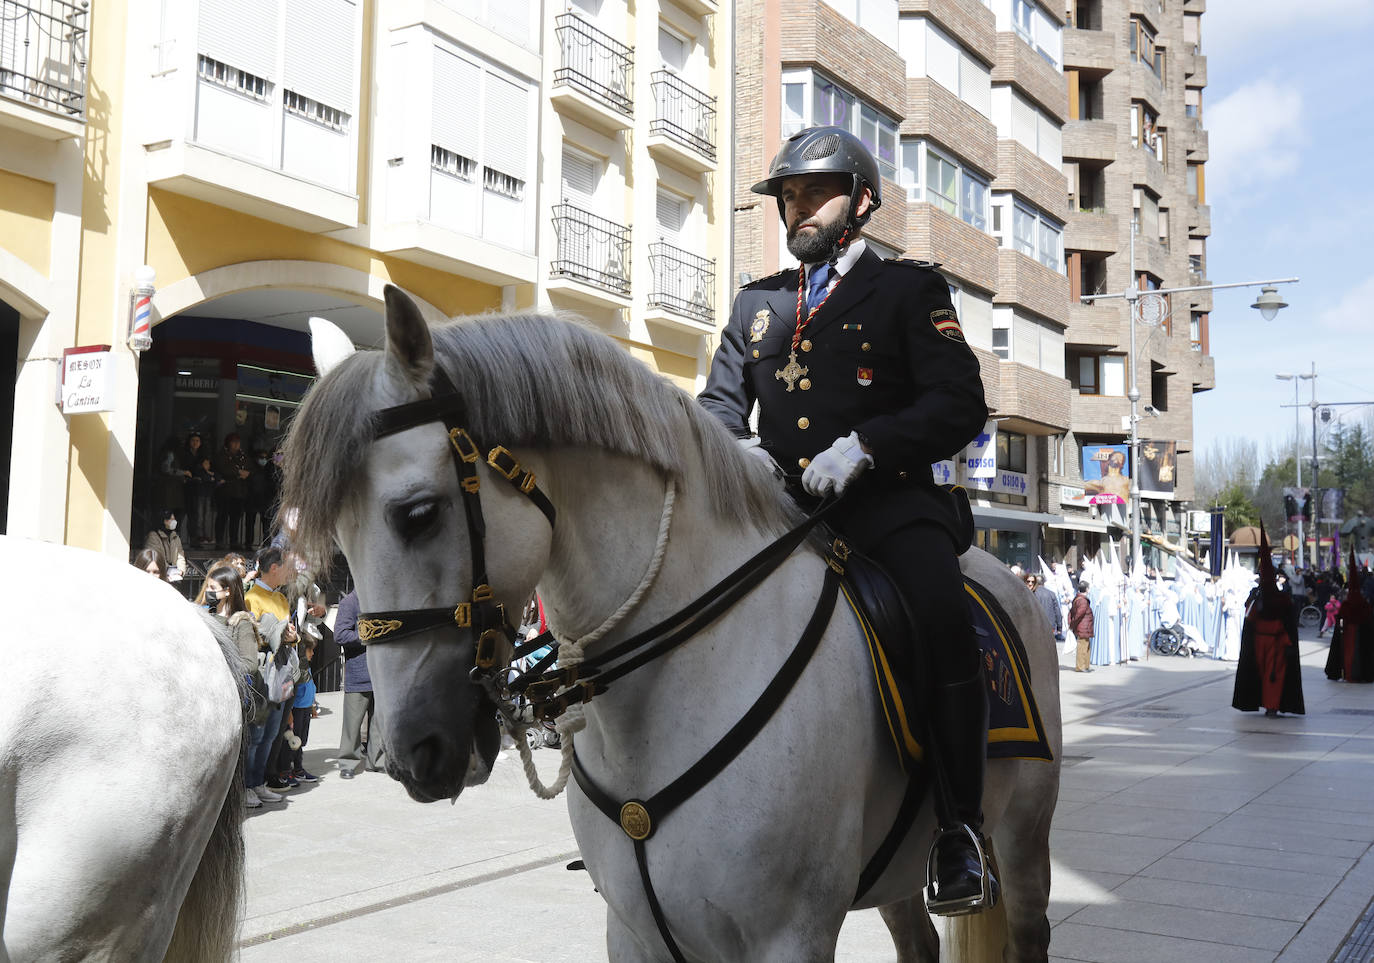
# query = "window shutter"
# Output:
<box><xmin>1011</xmin><ymin>92</ymin><xmax>1037</xmax><ymax>152</ymax></box>
<box><xmin>561</xmin><ymin>147</ymin><xmax>598</xmax><ymax>203</ymax></box>
<box><xmin>284</xmin><ymin>0</ymin><xmax>355</xmax><ymax>110</ymax></box>
<box><xmin>960</xmin><ymin>288</ymin><xmax>994</xmax><ymax>350</ymax></box>
<box><xmin>1037</xmin><ymin>113</ymin><xmax>1061</xmax><ymax>164</ymax></box>
<box><xmin>898</xmin><ymin>17</ymin><xmax>925</xmax><ymax>78</ymax></box>
<box><xmin>656</xmin><ymin>188</ymin><xmax>685</xmax><ymax>237</ymax></box>
<box><xmin>431</xmin><ymin>47</ymin><xmax>481</xmax><ymax>161</ymax></box>
<box><xmin>1014</xmin><ymin>313</ymin><xmax>1040</xmax><ymax>368</ymax></box>
<box><xmin>488</xmin><ymin>0</ymin><xmax>531</xmax><ymax>45</ymax></box>
<box><xmin>658</xmin><ymin>27</ymin><xmax>686</xmax><ymax>71</ymax></box>
<box><xmin>483</xmin><ymin>71</ymin><xmax>528</xmax><ymax>179</ymax></box>
<box><xmin>926</xmin><ymin>21</ymin><xmax>959</xmax><ymax>94</ymax></box>
<box><xmin>199</xmin><ymin>0</ymin><xmax>281</xmax><ymax>79</ymax></box>
<box><xmin>959</xmin><ymin>51</ymin><xmax>991</xmax><ymax>117</ymax></box>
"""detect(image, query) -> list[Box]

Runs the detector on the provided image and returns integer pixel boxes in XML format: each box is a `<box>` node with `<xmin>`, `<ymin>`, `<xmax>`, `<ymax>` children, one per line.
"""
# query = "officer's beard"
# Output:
<box><xmin>786</xmin><ymin>212</ymin><xmax>850</xmax><ymax>264</ymax></box>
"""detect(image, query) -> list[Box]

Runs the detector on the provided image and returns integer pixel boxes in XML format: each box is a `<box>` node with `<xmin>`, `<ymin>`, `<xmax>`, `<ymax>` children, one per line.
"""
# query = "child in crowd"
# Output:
<box><xmin>1321</xmin><ymin>593</ymin><xmax>1341</xmax><ymax>638</ymax></box>
<box><xmin>285</xmin><ymin>635</ymin><xmax>319</xmax><ymax>784</ymax></box>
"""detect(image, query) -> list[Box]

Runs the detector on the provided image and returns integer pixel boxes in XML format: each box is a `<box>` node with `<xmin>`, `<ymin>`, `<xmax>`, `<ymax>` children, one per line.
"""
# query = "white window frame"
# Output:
<box><xmin>926</xmin><ymin>144</ymin><xmax>959</xmax><ymax>216</ymax></box>
<box><xmin>780</xmin><ymin>69</ymin><xmax>898</xmax><ymax>182</ymax></box>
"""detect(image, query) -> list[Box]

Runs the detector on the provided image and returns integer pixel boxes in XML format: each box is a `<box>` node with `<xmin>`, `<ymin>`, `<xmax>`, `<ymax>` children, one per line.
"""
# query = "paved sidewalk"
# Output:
<box><xmin>240</xmin><ymin>630</ymin><xmax>1374</xmax><ymax>961</ymax></box>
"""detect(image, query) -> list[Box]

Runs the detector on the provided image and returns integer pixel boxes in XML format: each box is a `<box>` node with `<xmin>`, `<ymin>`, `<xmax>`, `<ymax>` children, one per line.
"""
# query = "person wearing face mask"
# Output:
<box><xmin>246</xmin><ymin>447</ymin><xmax>280</xmax><ymax>551</ymax></box>
<box><xmin>203</xmin><ymin>565</ymin><xmax>273</xmax><ymax>808</ymax></box>
<box><xmin>144</xmin><ymin>510</ymin><xmax>187</xmax><ymax>581</ymax></box>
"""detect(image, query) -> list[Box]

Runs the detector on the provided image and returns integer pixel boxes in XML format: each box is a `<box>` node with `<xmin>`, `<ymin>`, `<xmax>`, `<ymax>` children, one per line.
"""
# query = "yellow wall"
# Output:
<box><xmin>146</xmin><ymin>190</ymin><xmax>502</xmax><ymax>317</ymax></box>
<box><xmin>0</xmin><ymin>169</ymin><xmax>55</xmax><ymax>275</ymax></box>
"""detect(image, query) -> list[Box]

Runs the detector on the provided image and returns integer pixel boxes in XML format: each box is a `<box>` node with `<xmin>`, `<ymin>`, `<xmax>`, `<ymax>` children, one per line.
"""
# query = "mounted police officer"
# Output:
<box><xmin>698</xmin><ymin>126</ymin><xmax>997</xmax><ymax>915</ymax></box>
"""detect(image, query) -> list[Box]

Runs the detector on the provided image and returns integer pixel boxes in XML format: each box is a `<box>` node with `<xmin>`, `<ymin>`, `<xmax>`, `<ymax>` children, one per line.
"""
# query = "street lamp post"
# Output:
<box><xmin>1080</xmin><ymin>246</ymin><xmax>1298</xmax><ymax>575</ymax></box>
<box><xmin>1276</xmin><ymin>369</ymin><xmax>1315</xmax><ymax>563</ymax></box>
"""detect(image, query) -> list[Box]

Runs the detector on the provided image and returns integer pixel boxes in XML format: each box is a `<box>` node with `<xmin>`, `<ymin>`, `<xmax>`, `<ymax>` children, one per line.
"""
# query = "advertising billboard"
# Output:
<box><xmin>1080</xmin><ymin>443</ymin><xmax>1131</xmax><ymax>506</ymax></box>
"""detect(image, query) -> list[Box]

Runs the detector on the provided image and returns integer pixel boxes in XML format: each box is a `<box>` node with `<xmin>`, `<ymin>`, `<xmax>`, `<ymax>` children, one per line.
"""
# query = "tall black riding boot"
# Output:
<box><xmin>925</xmin><ymin>667</ymin><xmax>999</xmax><ymax>916</ymax></box>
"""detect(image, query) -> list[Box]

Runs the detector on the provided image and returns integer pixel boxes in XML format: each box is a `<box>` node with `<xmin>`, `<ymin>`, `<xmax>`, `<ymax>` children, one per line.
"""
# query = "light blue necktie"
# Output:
<box><xmin>805</xmin><ymin>262</ymin><xmax>832</xmax><ymax>313</ymax></box>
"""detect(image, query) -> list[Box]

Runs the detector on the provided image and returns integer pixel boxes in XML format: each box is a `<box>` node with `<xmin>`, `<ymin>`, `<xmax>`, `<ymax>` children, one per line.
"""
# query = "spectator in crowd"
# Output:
<box><xmin>144</xmin><ymin>509</ymin><xmax>187</xmax><ymax>581</ymax></box>
<box><xmin>1029</xmin><ymin>575</ymin><xmax>1063</xmax><ymax>643</ymax></box>
<box><xmin>184</xmin><ymin>432</ymin><xmax>218</xmax><ymax>548</ymax></box>
<box><xmin>1068</xmin><ymin>582</ymin><xmax>1095</xmax><ymax>673</ymax></box>
<box><xmin>133</xmin><ymin>547</ymin><xmax>167</xmax><ymax>580</ymax></box>
<box><xmin>202</xmin><ymin>564</ymin><xmax>269</xmax><ymax>808</ymax></box>
<box><xmin>215</xmin><ymin>432</ymin><xmax>252</xmax><ymax>550</ymax></box>
<box><xmin>247</xmin><ymin>613</ymin><xmax>298</xmax><ymax>804</ymax></box>
<box><xmin>246</xmin><ymin>447</ymin><xmax>280</xmax><ymax>550</ymax></box>
<box><xmin>153</xmin><ymin>435</ymin><xmax>188</xmax><ymax>522</ymax></box>
<box><xmin>245</xmin><ymin>547</ymin><xmax>291</xmax><ymax>622</ymax></box>
<box><xmin>1321</xmin><ymin>593</ymin><xmax>1341</xmax><ymax>638</ymax></box>
<box><xmin>284</xmin><ymin>633</ymin><xmax>319</xmax><ymax>785</ymax></box>
<box><xmin>335</xmin><ymin>590</ymin><xmax>385</xmax><ymax>778</ymax></box>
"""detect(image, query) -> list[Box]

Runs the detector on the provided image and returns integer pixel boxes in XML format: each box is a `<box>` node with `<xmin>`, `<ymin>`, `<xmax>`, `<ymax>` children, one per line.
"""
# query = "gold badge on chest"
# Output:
<box><xmin>749</xmin><ymin>310</ymin><xmax>770</xmax><ymax>343</ymax></box>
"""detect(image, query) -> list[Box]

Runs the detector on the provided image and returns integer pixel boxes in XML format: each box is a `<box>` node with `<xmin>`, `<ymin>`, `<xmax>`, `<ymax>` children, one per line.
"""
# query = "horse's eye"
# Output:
<box><xmin>394</xmin><ymin>500</ymin><xmax>441</xmax><ymax>541</ymax></box>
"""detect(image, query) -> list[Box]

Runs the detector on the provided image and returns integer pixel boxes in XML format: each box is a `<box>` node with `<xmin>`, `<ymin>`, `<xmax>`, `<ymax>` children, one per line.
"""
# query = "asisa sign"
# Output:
<box><xmin>60</xmin><ymin>345</ymin><xmax>115</xmax><ymax>414</ymax></box>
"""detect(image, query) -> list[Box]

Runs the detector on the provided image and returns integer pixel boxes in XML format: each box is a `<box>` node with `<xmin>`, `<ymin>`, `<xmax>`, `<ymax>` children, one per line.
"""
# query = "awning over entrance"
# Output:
<box><xmin>1049</xmin><ymin>517</ymin><xmax>1113</xmax><ymax>533</ymax></box>
<box><xmin>970</xmin><ymin>506</ymin><xmax>1063</xmax><ymax>527</ymax></box>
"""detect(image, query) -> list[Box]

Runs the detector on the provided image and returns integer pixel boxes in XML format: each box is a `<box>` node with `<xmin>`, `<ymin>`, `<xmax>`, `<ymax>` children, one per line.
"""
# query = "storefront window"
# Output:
<box><xmin>975</xmin><ymin>528</ymin><xmax>1032</xmax><ymax>569</ymax></box>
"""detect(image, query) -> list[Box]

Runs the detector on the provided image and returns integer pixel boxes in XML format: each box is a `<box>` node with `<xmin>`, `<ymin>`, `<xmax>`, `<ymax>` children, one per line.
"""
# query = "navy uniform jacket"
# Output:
<box><xmin>698</xmin><ymin>246</ymin><xmax>988</xmax><ymax>550</ymax></box>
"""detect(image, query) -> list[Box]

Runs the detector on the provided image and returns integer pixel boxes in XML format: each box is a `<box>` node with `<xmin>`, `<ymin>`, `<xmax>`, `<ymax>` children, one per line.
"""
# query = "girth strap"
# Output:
<box><xmin>571</xmin><ymin>567</ymin><xmax>841</xmax><ymax>962</ymax></box>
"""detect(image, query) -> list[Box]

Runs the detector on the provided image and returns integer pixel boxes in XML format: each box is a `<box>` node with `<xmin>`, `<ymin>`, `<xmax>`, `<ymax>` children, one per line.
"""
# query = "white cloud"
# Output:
<box><xmin>1204</xmin><ymin>0</ymin><xmax>1374</xmax><ymax>59</ymax></box>
<box><xmin>1315</xmin><ymin>275</ymin><xmax>1374</xmax><ymax>332</ymax></box>
<box><xmin>1206</xmin><ymin>80</ymin><xmax>1304</xmax><ymax>202</ymax></box>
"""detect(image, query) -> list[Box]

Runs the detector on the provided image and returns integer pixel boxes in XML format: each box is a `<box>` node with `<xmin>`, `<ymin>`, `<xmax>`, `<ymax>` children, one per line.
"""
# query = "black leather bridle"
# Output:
<box><xmin>352</xmin><ymin>365</ymin><xmax>556</xmax><ymax>684</ymax></box>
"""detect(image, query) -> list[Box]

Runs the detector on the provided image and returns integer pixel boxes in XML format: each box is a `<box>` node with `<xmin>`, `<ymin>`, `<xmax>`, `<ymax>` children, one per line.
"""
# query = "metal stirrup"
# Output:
<box><xmin>923</xmin><ymin>823</ymin><xmax>998</xmax><ymax>917</ymax></box>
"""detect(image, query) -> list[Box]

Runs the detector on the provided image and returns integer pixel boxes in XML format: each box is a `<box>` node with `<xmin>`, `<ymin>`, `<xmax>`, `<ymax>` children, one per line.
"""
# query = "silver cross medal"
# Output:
<box><xmin>775</xmin><ymin>351</ymin><xmax>808</xmax><ymax>393</ymax></box>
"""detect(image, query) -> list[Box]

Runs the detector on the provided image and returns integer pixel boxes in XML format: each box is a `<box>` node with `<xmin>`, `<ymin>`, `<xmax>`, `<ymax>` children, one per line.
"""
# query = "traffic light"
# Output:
<box><xmin>1302</xmin><ymin>493</ymin><xmax>1312</xmax><ymax>522</ymax></box>
<box><xmin>1284</xmin><ymin>494</ymin><xmax>1298</xmax><ymax>521</ymax></box>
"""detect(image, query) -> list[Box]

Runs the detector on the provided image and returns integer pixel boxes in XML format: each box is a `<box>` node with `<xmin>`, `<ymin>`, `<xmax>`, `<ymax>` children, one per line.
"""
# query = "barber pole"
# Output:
<box><xmin>129</xmin><ymin>294</ymin><xmax>152</xmax><ymax>351</ymax></box>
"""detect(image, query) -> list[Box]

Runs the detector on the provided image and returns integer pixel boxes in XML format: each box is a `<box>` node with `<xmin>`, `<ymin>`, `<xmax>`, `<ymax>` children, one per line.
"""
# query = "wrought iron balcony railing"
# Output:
<box><xmin>650</xmin><ymin>70</ymin><xmax>715</xmax><ymax>161</ymax></box>
<box><xmin>554</xmin><ymin>14</ymin><xmax>633</xmax><ymax>118</ymax></box>
<box><xmin>0</xmin><ymin>0</ymin><xmax>87</xmax><ymax>119</ymax></box>
<box><xmin>551</xmin><ymin>202</ymin><xmax>631</xmax><ymax>297</ymax></box>
<box><xmin>648</xmin><ymin>240</ymin><xmax>714</xmax><ymax>324</ymax></box>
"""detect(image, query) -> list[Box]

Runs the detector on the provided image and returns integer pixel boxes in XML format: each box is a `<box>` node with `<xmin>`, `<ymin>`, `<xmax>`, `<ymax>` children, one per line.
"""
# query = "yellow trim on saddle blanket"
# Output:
<box><xmin>841</xmin><ymin>583</ymin><xmax>924</xmax><ymax>766</ymax></box>
<box><xmin>965</xmin><ymin>583</ymin><xmax>1043</xmax><ymax>750</ymax></box>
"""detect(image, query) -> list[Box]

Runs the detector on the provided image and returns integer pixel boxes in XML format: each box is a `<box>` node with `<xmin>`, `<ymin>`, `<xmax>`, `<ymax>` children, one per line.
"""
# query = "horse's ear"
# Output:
<box><xmin>309</xmin><ymin>317</ymin><xmax>356</xmax><ymax>377</ymax></box>
<box><xmin>383</xmin><ymin>284</ymin><xmax>435</xmax><ymax>389</ymax></box>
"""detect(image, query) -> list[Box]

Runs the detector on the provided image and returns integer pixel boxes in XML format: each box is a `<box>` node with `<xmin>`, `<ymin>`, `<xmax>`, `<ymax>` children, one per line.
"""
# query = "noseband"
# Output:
<box><xmin>353</xmin><ymin>366</ymin><xmax>555</xmax><ymax>684</ymax></box>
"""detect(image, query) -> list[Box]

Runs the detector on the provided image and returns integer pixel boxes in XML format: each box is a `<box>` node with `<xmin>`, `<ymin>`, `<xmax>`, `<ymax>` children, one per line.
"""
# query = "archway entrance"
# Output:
<box><xmin>0</xmin><ymin>298</ymin><xmax>17</xmax><ymax>535</ymax></box>
<box><xmin>131</xmin><ymin>287</ymin><xmax>381</xmax><ymax>568</ymax></box>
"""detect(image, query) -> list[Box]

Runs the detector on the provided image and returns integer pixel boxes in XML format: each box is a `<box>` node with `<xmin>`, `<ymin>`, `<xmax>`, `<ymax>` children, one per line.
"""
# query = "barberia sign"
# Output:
<box><xmin>59</xmin><ymin>345</ymin><xmax>115</xmax><ymax>414</ymax></box>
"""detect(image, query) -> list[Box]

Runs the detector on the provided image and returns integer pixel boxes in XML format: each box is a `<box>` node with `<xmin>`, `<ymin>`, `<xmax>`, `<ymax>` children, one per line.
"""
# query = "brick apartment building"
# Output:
<box><xmin>732</xmin><ymin>0</ymin><xmax>1210</xmax><ymax>572</ymax></box>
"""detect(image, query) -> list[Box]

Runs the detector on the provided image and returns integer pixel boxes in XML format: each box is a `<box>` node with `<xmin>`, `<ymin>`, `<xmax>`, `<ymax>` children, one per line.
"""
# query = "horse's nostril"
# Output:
<box><xmin>410</xmin><ymin>734</ymin><xmax>447</xmax><ymax>782</ymax></box>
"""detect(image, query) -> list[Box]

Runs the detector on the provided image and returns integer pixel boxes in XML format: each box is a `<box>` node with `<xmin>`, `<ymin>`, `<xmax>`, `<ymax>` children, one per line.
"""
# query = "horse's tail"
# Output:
<box><xmin>164</xmin><ymin>614</ymin><xmax>248</xmax><ymax>962</ymax></box>
<box><xmin>944</xmin><ymin>900</ymin><xmax>1008</xmax><ymax>963</ymax></box>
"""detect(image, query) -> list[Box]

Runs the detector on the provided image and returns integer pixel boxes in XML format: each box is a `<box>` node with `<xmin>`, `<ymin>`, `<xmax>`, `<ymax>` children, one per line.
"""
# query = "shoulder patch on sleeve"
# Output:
<box><xmin>887</xmin><ymin>257</ymin><xmax>943</xmax><ymax>271</ymax></box>
<box><xmin>931</xmin><ymin>308</ymin><xmax>965</xmax><ymax>342</ymax></box>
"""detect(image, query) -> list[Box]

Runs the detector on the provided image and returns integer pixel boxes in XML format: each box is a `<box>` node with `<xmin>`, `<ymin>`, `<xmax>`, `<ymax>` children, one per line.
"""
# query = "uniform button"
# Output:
<box><xmin>862</xmin><ymin>342</ymin><xmax>872</xmax><ymax>352</ymax></box>
<box><xmin>800</xmin><ymin>340</ymin><xmax>813</xmax><ymax>352</ymax></box>
<box><xmin>898</xmin><ymin>471</ymin><xmax>909</xmax><ymax>480</ymax></box>
<box><xmin>799</xmin><ymin>457</ymin><xmax>811</xmax><ymax>469</ymax></box>
<box><xmin>752</xmin><ymin>349</ymin><xmax>760</xmax><ymax>358</ymax></box>
<box><xmin>799</xmin><ymin>378</ymin><xmax>811</xmax><ymax>391</ymax></box>
<box><xmin>797</xmin><ymin>417</ymin><xmax>810</xmax><ymax>429</ymax></box>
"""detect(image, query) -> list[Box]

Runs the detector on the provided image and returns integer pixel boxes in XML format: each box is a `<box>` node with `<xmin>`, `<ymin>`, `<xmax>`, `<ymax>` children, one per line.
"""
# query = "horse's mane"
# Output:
<box><xmin>280</xmin><ymin>313</ymin><xmax>798</xmax><ymax>566</ymax></box>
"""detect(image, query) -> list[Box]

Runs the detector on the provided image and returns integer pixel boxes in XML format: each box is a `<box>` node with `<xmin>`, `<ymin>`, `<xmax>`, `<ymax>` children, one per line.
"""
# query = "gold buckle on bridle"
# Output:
<box><xmin>448</xmin><ymin>427</ymin><xmax>481</xmax><ymax>463</ymax></box>
<box><xmin>486</xmin><ymin>445</ymin><xmax>522</xmax><ymax>480</ymax></box>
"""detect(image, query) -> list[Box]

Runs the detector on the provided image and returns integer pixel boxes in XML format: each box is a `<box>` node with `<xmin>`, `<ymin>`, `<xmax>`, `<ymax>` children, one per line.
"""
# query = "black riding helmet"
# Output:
<box><xmin>751</xmin><ymin>126</ymin><xmax>883</xmax><ymax>260</ymax></box>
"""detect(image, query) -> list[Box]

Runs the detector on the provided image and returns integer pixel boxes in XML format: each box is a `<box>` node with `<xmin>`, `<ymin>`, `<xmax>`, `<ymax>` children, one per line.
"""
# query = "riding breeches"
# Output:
<box><xmin>852</xmin><ymin>521</ymin><xmax>981</xmax><ymax>684</ymax></box>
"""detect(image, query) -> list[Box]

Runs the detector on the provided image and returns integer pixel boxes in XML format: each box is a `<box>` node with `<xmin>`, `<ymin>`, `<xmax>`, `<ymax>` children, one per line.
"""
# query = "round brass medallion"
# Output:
<box><xmin>799</xmin><ymin>378</ymin><xmax>811</xmax><ymax>391</ymax></box>
<box><xmin>620</xmin><ymin>801</ymin><xmax>652</xmax><ymax>840</ymax></box>
<box><xmin>797</xmin><ymin>417</ymin><xmax>810</xmax><ymax>429</ymax></box>
<box><xmin>800</xmin><ymin>339</ymin><xmax>813</xmax><ymax>352</ymax></box>
<box><xmin>799</xmin><ymin>457</ymin><xmax>811</xmax><ymax>469</ymax></box>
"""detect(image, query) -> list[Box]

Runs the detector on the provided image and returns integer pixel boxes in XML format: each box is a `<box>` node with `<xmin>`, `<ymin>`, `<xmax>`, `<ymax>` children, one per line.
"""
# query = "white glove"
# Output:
<box><xmin>802</xmin><ymin>432</ymin><xmax>873</xmax><ymax>496</ymax></box>
<box><xmin>738</xmin><ymin>436</ymin><xmax>783</xmax><ymax>478</ymax></box>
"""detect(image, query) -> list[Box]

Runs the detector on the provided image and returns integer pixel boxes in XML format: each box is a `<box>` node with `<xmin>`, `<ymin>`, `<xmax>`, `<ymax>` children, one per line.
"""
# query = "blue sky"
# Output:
<box><xmin>1191</xmin><ymin>0</ymin><xmax>1374</xmax><ymax>461</ymax></box>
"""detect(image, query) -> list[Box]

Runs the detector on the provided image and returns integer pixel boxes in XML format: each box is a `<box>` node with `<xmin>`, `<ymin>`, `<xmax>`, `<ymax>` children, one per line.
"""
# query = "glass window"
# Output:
<box><xmin>900</xmin><ymin>140</ymin><xmax>921</xmax><ymax>200</ymax></box>
<box><xmin>1013</xmin><ymin>203</ymin><xmax>1036</xmax><ymax>257</ymax></box>
<box><xmin>926</xmin><ymin>149</ymin><xmax>958</xmax><ymax>216</ymax></box>
<box><xmin>992</xmin><ymin>324</ymin><xmax>1010</xmax><ymax>359</ymax></box>
<box><xmin>815</xmin><ymin>78</ymin><xmax>855</xmax><ymax>129</ymax></box>
<box><xmin>998</xmin><ymin>431</ymin><xmax>1028</xmax><ymax>473</ymax></box>
<box><xmin>961</xmin><ymin>171</ymin><xmax>988</xmax><ymax>231</ymax></box>
<box><xmin>1013</xmin><ymin>0</ymin><xmax>1034</xmax><ymax>42</ymax></box>
<box><xmin>877</xmin><ymin>116</ymin><xmax>898</xmax><ymax>182</ymax></box>
<box><xmin>783</xmin><ymin>83</ymin><xmax>806</xmax><ymax>137</ymax></box>
<box><xmin>1039</xmin><ymin>219</ymin><xmax>1061</xmax><ymax>272</ymax></box>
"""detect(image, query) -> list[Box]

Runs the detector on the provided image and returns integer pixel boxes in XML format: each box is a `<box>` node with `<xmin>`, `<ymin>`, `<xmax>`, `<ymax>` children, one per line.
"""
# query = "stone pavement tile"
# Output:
<box><xmin>1046</xmin><ymin>867</ymin><xmax>1130</xmax><ymax>922</ymax></box>
<box><xmin>1275</xmin><ymin>844</ymin><xmax>1374</xmax><ymax>963</ymax></box>
<box><xmin>1194</xmin><ymin>813</ymin><xmax>1374</xmax><ymax>854</ymax></box>
<box><xmin>1168</xmin><ymin>840</ymin><xmax>1356</xmax><ymax>877</ymax></box>
<box><xmin>1054</xmin><ymin>802</ymin><xmax>1224</xmax><ymax>841</ymax></box>
<box><xmin>1110</xmin><ymin>875</ymin><xmax>1321</xmax><ymax>922</ymax></box>
<box><xmin>1239</xmin><ymin>800</ymin><xmax>1374</xmax><ymax>831</ymax></box>
<box><xmin>1108</xmin><ymin>780</ymin><xmax>1262</xmax><ymax>813</ymax></box>
<box><xmin>1255</xmin><ymin>787</ymin><xmax>1374</xmax><ymax>815</ymax></box>
<box><xmin>1048</xmin><ymin>829</ymin><xmax>1181</xmax><ymax>875</ymax></box>
<box><xmin>1069</xmin><ymin>898</ymin><xmax>1301</xmax><ymax>951</ymax></box>
<box><xmin>1047</xmin><ymin>921</ymin><xmax>1275</xmax><ymax>963</ymax></box>
<box><xmin>1137</xmin><ymin>855</ymin><xmax>1343</xmax><ymax>898</ymax></box>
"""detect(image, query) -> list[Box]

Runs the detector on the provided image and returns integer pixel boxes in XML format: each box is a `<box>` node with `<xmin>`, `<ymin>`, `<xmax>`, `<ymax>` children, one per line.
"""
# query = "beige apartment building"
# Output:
<box><xmin>735</xmin><ymin>0</ymin><xmax>1074</xmax><ymax>569</ymax></box>
<box><xmin>1058</xmin><ymin>0</ymin><xmax>1212</xmax><ymax>567</ymax></box>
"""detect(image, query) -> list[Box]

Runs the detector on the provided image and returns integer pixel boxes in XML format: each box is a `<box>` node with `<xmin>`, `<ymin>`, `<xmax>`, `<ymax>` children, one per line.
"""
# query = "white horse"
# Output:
<box><xmin>282</xmin><ymin>287</ymin><xmax>1061</xmax><ymax>962</ymax></box>
<box><xmin>0</xmin><ymin>537</ymin><xmax>246</xmax><ymax>962</ymax></box>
